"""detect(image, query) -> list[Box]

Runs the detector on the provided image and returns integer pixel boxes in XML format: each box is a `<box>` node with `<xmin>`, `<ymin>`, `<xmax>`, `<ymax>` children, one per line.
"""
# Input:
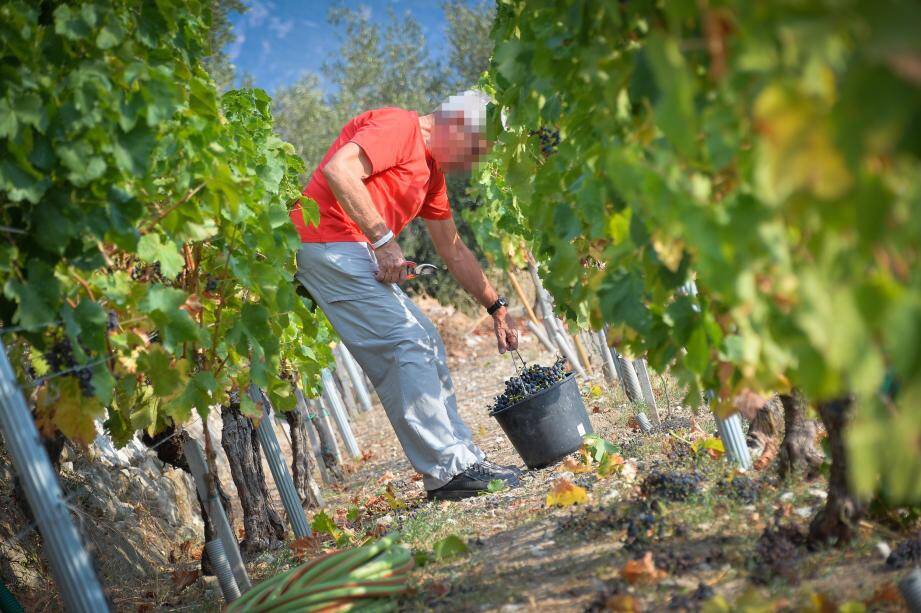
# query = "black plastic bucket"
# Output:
<box><xmin>489</xmin><ymin>373</ymin><xmax>593</xmax><ymax>469</ymax></box>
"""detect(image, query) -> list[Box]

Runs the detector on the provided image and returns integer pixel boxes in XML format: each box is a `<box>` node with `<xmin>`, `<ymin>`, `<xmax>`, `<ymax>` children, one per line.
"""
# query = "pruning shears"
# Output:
<box><xmin>402</xmin><ymin>261</ymin><xmax>442</xmax><ymax>280</ymax></box>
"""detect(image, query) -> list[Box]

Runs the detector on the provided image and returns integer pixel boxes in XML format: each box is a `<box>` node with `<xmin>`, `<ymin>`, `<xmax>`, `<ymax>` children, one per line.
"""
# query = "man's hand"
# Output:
<box><xmin>374</xmin><ymin>240</ymin><xmax>409</xmax><ymax>284</ymax></box>
<box><xmin>493</xmin><ymin>308</ymin><xmax>519</xmax><ymax>354</ymax></box>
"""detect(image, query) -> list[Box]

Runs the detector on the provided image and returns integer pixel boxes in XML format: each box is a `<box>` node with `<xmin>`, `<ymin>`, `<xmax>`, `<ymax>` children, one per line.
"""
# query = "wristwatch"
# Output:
<box><xmin>487</xmin><ymin>296</ymin><xmax>508</xmax><ymax>316</ymax></box>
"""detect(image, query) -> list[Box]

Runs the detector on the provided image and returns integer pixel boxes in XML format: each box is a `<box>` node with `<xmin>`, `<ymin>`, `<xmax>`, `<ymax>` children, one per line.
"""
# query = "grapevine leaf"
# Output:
<box><xmin>137</xmin><ymin>345</ymin><xmax>187</xmax><ymax>398</ymax></box>
<box><xmin>299</xmin><ymin>196</ymin><xmax>320</xmax><ymax>228</ymax></box>
<box><xmin>140</xmin><ymin>285</ymin><xmax>201</xmax><ymax>351</ymax></box>
<box><xmin>137</xmin><ymin>234</ymin><xmax>185</xmax><ymax>279</ymax></box>
<box><xmin>3</xmin><ymin>261</ymin><xmax>59</xmax><ymax>330</ymax></box>
<box><xmin>39</xmin><ymin>378</ymin><xmax>105</xmax><ymax>445</ymax></box>
<box><xmin>546</xmin><ymin>478</ymin><xmax>588</xmax><ymax>507</ymax></box>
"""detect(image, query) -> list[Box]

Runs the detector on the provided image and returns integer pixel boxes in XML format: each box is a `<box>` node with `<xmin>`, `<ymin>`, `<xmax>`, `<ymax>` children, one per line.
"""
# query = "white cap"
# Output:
<box><xmin>437</xmin><ymin>89</ymin><xmax>490</xmax><ymax>132</ymax></box>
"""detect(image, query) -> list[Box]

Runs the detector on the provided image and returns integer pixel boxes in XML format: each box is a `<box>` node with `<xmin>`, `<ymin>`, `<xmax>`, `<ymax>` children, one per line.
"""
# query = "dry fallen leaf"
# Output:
<box><xmin>376</xmin><ymin>471</ymin><xmax>396</xmax><ymax>484</ymax></box>
<box><xmin>171</xmin><ymin>568</ymin><xmax>200</xmax><ymax>593</ymax></box>
<box><xmin>546</xmin><ymin>478</ymin><xmax>589</xmax><ymax>507</ymax></box>
<box><xmin>622</xmin><ymin>552</ymin><xmax>667</xmax><ymax>585</ymax></box>
<box><xmin>558</xmin><ymin>457</ymin><xmax>594</xmax><ymax>474</ymax></box>
<box><xmin>361</xmin><ymin>449</ymin><xmax>374</xmax><ymax>461</ymax></box>
<box><xmin>602</xmin><ymin>594</ymin><xmax>638</xmax><ymax>612</ymax></box>
<box><xmin>289</xmin><ymin>534</ymin><xmax>327</xmax><ymax>560</ymax></box>
<box><xmin>428</xmin><ymin>581</ymin><xmax>451</xmax><ymax>598</ymax></box>
<box><xmin>866</xmin><ymin>582</ymin><xmax>901</xmax><ymax>606</ymax></box>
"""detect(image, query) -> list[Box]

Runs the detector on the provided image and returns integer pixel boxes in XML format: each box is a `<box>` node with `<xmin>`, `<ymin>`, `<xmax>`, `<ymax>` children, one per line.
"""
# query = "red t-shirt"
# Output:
<box><xmin>289</xmin><ymin>108</ymin><xmax>452</xmax><ymax>243</ymax></box>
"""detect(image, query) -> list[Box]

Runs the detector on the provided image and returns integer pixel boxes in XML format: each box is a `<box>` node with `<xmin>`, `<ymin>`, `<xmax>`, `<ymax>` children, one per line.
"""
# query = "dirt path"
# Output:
<box><xmin>317</xmin><ymin>324</ymin><xmax>909</xmax><ymax>612</ymax></box>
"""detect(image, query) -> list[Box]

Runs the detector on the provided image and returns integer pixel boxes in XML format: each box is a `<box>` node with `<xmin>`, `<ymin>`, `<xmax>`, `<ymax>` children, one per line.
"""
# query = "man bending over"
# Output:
<box><xmin>291</xmin><ymin>91</ymin><xmax>520</xmax><ymax>500</ymax></box>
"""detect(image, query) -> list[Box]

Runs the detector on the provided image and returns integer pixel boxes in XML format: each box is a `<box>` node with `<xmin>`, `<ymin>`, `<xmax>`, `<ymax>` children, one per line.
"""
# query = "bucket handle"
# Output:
<box><xmin>510</xmin><ymin>349</ymin><xmax>527</xmax><ymax>375</ymax></box>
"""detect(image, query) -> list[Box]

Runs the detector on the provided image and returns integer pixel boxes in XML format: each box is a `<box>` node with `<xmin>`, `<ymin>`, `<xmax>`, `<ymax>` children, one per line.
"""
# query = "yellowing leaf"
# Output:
<box><xmin>383</xmin><ymin>484</ymin><xmax>407</xmax><ymax>510</ymax></box>
<box><xmin>38</xmin><ymin>378</ymin><xmax>105</xmax><ymax>445</ymax></box>
<box><xmin>590</xmin><ymin>384</ymin><xmax>603</xmax><ymax>398</ymax></box>
<box><xmin>692</xmin><ymin>436</ymin><xmax>725</xmax><ymax>459</ymax></box>
<box><xmin>546</xmin><ymin>478</ymin><xmax>588</xmax><ymax>507</ymax></box>
<box><xmin>598</xmin><ymin>452</ymin><xmax>626</xmax><ymax>477</ymax></box>
<box><xmin>622</xmin><ymin>552</ymin><xmax>667</xmax><ymax>585</ymax></box>
<box><xmin>651</xmin><ymin>236</ymin><xmax>684</xmax><ymax>272</ymax></box>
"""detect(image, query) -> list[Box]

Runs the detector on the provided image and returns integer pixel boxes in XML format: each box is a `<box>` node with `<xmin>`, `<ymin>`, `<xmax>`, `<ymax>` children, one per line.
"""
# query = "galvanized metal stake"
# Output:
<box><xmin>247</xmin><ymin>386</ymin><xmax>312</xmax><ymax>538</ymax></box>
<box><xmin>338</xmin><ymin>344</ymin><xmax>373</xmax><ymax>413</ymax></box>
<box><xmin>632</xmin><ymin>358</ymin><xmax>660</xmax><ymax>424</ymax></box>
<box><xmin>182</xmin><ymin>436</ymin><xmax>251</xmax><ymax>591</ymax></box>
<box><xmin>715</xmin><ymin>413</ymin><xmax>752</xmax><ymax>470</ymax></box>
<box><xmin>316</xmin><ymin>398</ymin><xmax>344</xmax><ymax>464</ymax></box>
<box><xmin>294</xmin><ymin>387</ymin><xmax>331</xmax><ymax>484</ymax></box>
<box><xmin>608</xmin><ymin>342</ymin><xmax>643</xmax><ymax>404</ymax></box>
<box><xmin>321</xmin><ymin>368</ymin><xmax>361</xmax><ymax>458</ymax></box>
<box><xmin>0</xmin><ymin>339</ymin><xmax>110</xmax><ymax>613</ymax></box>
<box><xmin>595</xmin><ymin>330</ymin><xmax>620</xmax><ymax>387</ymax></box>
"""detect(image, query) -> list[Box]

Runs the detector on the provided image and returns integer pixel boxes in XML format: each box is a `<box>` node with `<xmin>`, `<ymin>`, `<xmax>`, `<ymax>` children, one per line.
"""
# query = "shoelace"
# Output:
<box><xmin>466</xmin><ymin>462</ymin><xmax>497</xmax><ymax>481</ymax></box>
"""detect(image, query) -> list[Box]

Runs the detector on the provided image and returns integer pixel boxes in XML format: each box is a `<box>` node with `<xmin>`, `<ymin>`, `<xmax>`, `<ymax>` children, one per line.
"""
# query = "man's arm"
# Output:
<box><xmin>425</xmin><ymin>217</ymin><xmax>519</xmax><ymax>354</ymax></box>
<box><xmin>322</xmin><ymin>142</ymin><xmax>407</xmax><ymax>284</ymax></box>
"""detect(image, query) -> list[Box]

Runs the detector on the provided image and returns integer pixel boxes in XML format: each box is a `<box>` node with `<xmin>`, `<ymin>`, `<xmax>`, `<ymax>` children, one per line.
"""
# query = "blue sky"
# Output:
<box><xmin>227</xmin><ymin>0</ymin><xmax>458</xmax><ymax>94</ymax></box>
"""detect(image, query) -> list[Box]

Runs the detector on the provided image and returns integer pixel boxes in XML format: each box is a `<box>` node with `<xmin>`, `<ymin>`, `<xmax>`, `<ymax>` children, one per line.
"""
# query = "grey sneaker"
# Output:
<box><xmin>479</xmin><ymin>458</ymin><xmax>524</xmax><ymax>478</ymax></box>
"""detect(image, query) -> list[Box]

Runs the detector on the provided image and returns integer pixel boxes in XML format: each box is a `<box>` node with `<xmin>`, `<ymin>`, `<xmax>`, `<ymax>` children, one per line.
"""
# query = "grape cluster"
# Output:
<box><xmin>130</xmin><ymin>261</ymin><xmax>165</xmax><ymax>283</ymax></box>
<box><xmin>106</xmin><ymin>310</ymin><xmax>118</xmax><ymax>332</ymax></box>
<box><xmin>490</xmin><ymin>356</ymin><xmax>568</xmax><ymax>412</ymax></box>
<box><xmin>529</xmin><ymin>127</ymin><xmax>560</xmax><ymax>156</ymax></box>
<box><xmin>716</xmin><ymin>475</ymin><xmax>760</xmax><ymax>503</ymax></box>
<box><xmin>205</xmin><ymin>276</ymin><xmax>219</xmax><ymax>292</ymax></box>
<box><xmin>640</xmin><ymin>470</ymin><xmax>701</xmax><ymax>502</ymax></box>
<box><xmin>667</xmin><ymin>582</ymin><xmax>714</xmax><ymax>610</ymax></box>
<box><xmin>622</xmin><ymin>500</ymin><xmax>665</xmax><ymax>549</ymax></box>
<box><xmin>44</xmin><ymin>338</ymin><xmax>95</xmax><ymax>397</ymax></box>
<box><xmin>886</xmin><ymin>534</ymin><xmax>921</xmax><ymax>569</ymax></box>
<box><xmin>751</xmin><ymin>522</ymin><xmax>806</xmax><ymax>584</ymax></box>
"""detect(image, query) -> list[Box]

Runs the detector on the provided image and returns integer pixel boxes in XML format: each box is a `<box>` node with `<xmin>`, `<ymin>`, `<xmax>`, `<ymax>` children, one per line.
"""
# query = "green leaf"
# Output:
<box><xmin>300</xmin><ymin>196</ymin><xmax>320</xmax><ymax>227</ymax></box>
<box><xmin>96</xmin><ymin>15</ymin><xmax>125</xmax><ymax>49</ymax></box>
<box><xmin>3</xmin><ymin>261</ymin><xmax>60</xmax><ymax>330</ymax></box>
<box><xmin>54</xmin><ymin>5</ymin><xmax>92</xmax><ymax>40</ymax></box>
<box><xmin>310</xmin><ymin>511</ymin><xmax>343</xmax><ymax>541</ymax></box>
<box><xmin>73</xmin><ymin>298</ymin><xmax>108</xmax><ymax>353</ymax></box>
<box><xmin>486</xmin><ymin>479</ymin><xmax>506</xmax><ymax>493</ymax></box>
<box><xmin>582</xmin><ymin>434</ymin><xmax>619</xmax><ymax>463</ymax></box>
<box><xmin>140</xmin><ymin>285</ymin><xmax>201</xmax><ymax>351</ymax></box>
<box><xmin>137</xmin><ymin>233</ymin><xmax>185</xmax><ymax>278</ymax></box>
<box><xmin>137</xmin><ymin>345</ymin><xmax>187</xmax><ymax>398</ymax></box>
<box><xmin>432</xmin><ymin>534</ymin><xmax>468</xmax><ymax>561</ymax></box>
<box><xmin>113</xmin><ymin>124</ymin><xmax>156</xmax><ymax>174</ymax></box>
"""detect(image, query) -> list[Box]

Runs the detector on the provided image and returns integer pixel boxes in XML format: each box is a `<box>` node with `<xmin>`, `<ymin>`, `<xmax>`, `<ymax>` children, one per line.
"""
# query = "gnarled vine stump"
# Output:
<box><xmin>778</xmin><ymin>390</ymin><xmax>823</xmax><ymax>480</ymax></box>
<box><xmin>809</xmin><ymin>396</ymin><xmax>864</xmax><ymax>545</ymax></box>
<box><xmin>221</xmin><ymin>403</ymin><xmax>286</xmax><ymax>555</ymax></box>
<box><xmin>284</xmin><ymin>409</ymin><xmax>323</xmax><ymax>509</ymax></box>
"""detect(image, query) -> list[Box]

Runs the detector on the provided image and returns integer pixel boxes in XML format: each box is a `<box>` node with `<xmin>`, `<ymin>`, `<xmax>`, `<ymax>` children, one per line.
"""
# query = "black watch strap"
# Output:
<box><xmin>487</xmin><ymin>296</ymin><xmax>508</xmax><ymax>316</ymax></box>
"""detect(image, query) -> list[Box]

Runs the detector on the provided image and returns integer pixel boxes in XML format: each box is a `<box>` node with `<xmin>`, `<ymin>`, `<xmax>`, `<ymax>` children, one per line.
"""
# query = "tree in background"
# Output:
<box><xmin>203</xmin><ymin>0</ymin><xmax>248</xmax><ymax>92</ymax></box>
<box><xmin>443</xmin><ymin>0</ymin><xmax>494</xmax><ymax>88</ymax></box>
<box><xmin>272</xmin><ymin>74</ymin><xmax>338</xmax><ymax>180</ymax></box>
<box><xmin>272</xmin><ymin>2</ymin><xmax>497</xmax><ymax>312</ymax></box>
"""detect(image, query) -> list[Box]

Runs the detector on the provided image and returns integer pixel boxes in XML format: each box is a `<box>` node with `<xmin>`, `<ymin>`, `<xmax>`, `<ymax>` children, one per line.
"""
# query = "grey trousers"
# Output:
<box><xmin>295</xmin><ymin>242</ymin><xmax>484</xmax><ymax>489</ymax></box>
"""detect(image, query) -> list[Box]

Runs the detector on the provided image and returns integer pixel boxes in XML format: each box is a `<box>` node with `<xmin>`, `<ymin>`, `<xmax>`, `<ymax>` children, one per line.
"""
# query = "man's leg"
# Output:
<box><xmin>403</xmin><ymin>295</ymin><xmax>484</xmax><ymax>461</ymax></box>
<box><xmin>295</xmin><ymin>243</ymin><xmax>479</xmax><ymax>490</ymax></box>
